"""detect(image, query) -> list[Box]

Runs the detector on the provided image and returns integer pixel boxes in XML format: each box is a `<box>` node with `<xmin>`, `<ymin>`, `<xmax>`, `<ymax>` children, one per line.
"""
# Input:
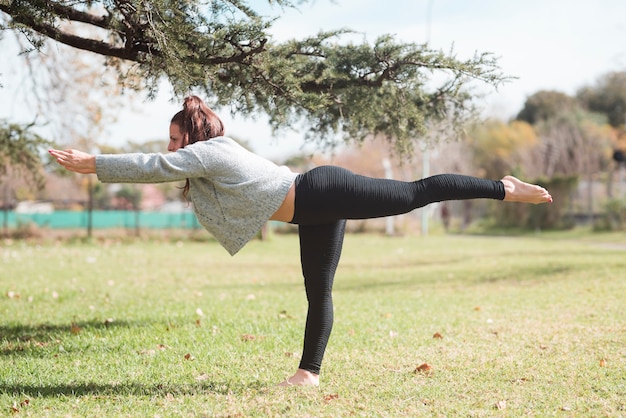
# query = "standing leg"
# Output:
<box><xmin>297</xmin><ymin>220</ymin><xmax>346</xmax><ymax>376</ymax></box>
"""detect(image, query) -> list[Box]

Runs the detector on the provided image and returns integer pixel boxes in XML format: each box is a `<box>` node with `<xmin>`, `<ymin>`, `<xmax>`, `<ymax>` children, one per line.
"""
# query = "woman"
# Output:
<box><xmin>50</xmin><ymin>95</ymin><xmax>552</xmax><ymax>386</ymax></box>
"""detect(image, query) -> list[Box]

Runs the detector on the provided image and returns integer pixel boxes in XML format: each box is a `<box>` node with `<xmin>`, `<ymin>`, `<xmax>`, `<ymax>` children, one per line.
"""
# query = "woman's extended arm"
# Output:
<box><xmin>50</xmin><ymin>145</ymin><xmax>210</xmax><ymax>184</ymax></box>
<box><xmin>49</xmin><ymin>149</ymin><xmax>96</xmax><ymax>174</ymax></box>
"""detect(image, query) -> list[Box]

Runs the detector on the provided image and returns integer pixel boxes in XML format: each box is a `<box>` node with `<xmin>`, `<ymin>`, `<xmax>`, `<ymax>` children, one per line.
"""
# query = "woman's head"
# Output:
<box><xmin>169</xmin><ymin>96</ymin><xmax>225</xmax><ymax>152</ymax></box>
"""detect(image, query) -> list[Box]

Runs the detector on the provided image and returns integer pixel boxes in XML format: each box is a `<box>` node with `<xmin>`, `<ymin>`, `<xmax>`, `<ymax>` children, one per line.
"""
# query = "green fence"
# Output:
<box><xmin>1</xmin><ymin>210</ymin><xmax>202</xmax><ymax>229</ymax></box>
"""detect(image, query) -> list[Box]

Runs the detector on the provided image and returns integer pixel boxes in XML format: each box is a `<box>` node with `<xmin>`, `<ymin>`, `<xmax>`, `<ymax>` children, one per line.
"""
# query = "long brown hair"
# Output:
<box><xmin>171</xmin><ymin>96</ymin><xmax>225</xmax><ymax>199</ymax></box>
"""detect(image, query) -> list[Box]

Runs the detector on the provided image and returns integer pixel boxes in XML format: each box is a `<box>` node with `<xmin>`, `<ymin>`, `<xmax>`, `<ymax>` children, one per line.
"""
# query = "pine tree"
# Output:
<box><xmin>1</xmin><ymin>0</ymin><xmax>507</xmax><ymax>154</ymax></box>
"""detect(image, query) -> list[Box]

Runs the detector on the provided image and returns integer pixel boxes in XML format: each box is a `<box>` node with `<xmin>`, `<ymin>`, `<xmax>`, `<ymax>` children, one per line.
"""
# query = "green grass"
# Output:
<box><xmin>1</xmin><ymin>231</ymin><xmax>625</xmax><ymax>417</ymax></box>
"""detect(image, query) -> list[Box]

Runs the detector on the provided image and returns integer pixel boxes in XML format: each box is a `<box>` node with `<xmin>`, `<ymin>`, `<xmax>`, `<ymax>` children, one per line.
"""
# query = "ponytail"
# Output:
<box><xmin>170</xmin><ymin>96</ymin><xmax>225</xmax><ymax>199</ymax></box>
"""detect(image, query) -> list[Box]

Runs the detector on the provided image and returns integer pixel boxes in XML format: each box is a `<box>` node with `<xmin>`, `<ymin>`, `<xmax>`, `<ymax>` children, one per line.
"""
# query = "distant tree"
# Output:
<box><xmin>531</xmin><ymin>110</ymin><xmax>612</xmax><ymax>226</ymax></box>
<box><xmin>0</xmin><ymin>120</ymin><xmax>53</xmax><ymax>234</ymax></box>
<box><xmin>577</xmin><ymin>71</ymin><xmax>626</xmax><ymax>128</ymax></box>
<box><xmin>1</xmin><ymin>0</ymin><xmax>508</xmax><ymax>155</ymax></box>
<box><xmin>531</xmin><ymin>111</ymin><xmax>610</xmax><ymax>179</ymax></box>
<box><xmin>465</xmin><ymin>119</ymin><xmax>538</xmax><ymax>180</ymax></box>
<box><xmin>115</xmin><ymin>184</ymin><xmax>142</xmax><ymax>235</ymax></box>
<box><xmin>516</xmin><ymin>90</ymin><xmax>578</xmax><ymax>125</ymax></box>
<box><xmin>0</xmin><ymin>120</ymin><xmax>52</xmax><ymax>191</ymax></box>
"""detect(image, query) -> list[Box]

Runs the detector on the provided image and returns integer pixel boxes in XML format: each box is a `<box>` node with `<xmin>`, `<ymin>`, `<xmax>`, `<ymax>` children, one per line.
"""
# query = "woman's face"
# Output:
<box><xmin>168</xmin><ymin>123</ymin><xmax>186</xmax><ymax>152</ymax></box>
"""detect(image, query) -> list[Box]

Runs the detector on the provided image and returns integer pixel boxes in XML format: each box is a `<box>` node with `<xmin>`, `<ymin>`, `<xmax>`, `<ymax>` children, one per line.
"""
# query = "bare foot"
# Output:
<box><xmin>277</xmin><ymin>369</ymin><xmax>319</xmax><ymax>387</ymax></box>
<box><xmin>501</xmin><ymin>175</ymin><xmax>553</xmax><ymax>204</ymax></box>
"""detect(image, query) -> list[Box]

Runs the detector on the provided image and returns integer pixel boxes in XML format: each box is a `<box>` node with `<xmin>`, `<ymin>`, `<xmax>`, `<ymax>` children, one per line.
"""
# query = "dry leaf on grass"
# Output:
<box><xmin>279</xmin><ymin>310</ymin><xmax>294</xmax><ymax>319</ymax></box>
<box><xmin>414</xmin><ymin>363</ymin><xmax>433</xmax><ymax>374</ymax></box>
<box><xmin>241</xmin><ymin>334</ymin><xmax>265</xmax><ymax>342</ymax></box>
<box><xmin>10</xmin><ymin>399</ymin><xmax>30</xmax><ymax>413</ymax></box>
<box><xmin>433</xmin><ymin>332</ymin><xmax>443</xmax><ymax>339</ymax></box>
<box><xmin>70</xmin><ymin>322</ymin><xmax>81</xmax><ymax>335</ymax></box>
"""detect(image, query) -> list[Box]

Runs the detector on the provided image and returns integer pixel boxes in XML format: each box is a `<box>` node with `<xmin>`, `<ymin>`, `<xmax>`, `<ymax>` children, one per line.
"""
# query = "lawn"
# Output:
<box><xmin>1</xmin><ymin>231</ymin><xmax>625</xmax><ymax>417</ymax></box>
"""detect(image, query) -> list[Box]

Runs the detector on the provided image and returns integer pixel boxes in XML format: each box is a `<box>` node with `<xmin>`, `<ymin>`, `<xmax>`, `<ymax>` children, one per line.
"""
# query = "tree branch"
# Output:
<box><xmin>43</xmin><ymin>0</ymin><xmax>111</xmax><ymax>29</ymax></box>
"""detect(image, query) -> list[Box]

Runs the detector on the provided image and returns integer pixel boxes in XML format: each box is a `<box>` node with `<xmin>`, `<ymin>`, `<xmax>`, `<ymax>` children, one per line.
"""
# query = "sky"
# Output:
<box><xmin>1</xmin><ymin>0</ymin><xmax>625</xmax><ymax>159</ymax></box>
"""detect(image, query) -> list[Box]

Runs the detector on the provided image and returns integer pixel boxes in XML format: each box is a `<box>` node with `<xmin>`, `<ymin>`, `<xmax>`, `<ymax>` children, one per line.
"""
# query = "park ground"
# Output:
<box><xmin>1</xmin><ymin>230</ymin><xmax>625</xmax><ymax>416</ymax></box>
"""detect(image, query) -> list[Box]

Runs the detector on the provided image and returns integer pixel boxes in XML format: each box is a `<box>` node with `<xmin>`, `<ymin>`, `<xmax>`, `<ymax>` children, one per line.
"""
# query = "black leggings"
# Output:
<box><xmin>290</xmin><ymin>166</ymin><xmax>505</xmax><ymax>374</ymax></box>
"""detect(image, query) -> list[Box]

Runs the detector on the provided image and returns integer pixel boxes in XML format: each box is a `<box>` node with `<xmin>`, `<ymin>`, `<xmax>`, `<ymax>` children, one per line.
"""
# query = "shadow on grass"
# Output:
<box><xmin>335</xmin><ymin>263</ymin><xmax>575</xmax><ymax>293</ymax></box>
<box><xmin>0</xmin><ymin>379</ymin><xmax>265</xmax><ymax>397</ymax></box>
<box><xmin>0</xmin><ymin>319</ymin><xmax>149</xmax><ymax>356</ymax></box>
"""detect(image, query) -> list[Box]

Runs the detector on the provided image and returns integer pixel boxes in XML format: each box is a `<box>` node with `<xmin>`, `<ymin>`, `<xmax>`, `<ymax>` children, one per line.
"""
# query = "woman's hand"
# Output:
<box><xmin>49</xmin><ymin>149</ymin><xmax>97</xmax><ymax>174</ymax></box>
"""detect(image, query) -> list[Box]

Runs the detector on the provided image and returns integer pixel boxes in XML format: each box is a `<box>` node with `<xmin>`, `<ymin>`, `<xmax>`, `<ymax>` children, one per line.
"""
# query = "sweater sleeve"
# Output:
<box><xmin>96</xmin><ymin>146</ymin><xmax>208</xmax><ymax>184</ymax></box>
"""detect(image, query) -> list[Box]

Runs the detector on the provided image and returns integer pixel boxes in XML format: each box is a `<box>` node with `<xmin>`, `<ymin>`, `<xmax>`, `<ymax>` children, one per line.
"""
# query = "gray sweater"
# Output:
<box><xmin>96</xmin><ymin>137</ymin><xmax>298</xmax><ymax>255</ymax></box>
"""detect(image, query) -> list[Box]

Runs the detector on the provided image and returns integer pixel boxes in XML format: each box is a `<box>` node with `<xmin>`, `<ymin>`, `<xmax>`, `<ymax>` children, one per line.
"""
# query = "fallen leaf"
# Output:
<box><xmin>495</xmin><ymin>400</ymin><xmax>507</xmax><ymax>410</ymax></box>
<box><xmin>184</xmin><ymin>353</ymin><xmax>195</xmax><ymax>361</ymax></box>
<box><xmin>599</xmin><ymin>359</ymin><xmax>607</xmax><ymax>367</ymax></box>
<box><xmin>195</xmin><ymin>373</ymin><xmax>210</xmax><ymax>381</ymax></box>
<box><xmin>104</xmin><ymin>318</ymin><xmax>114</xmax><ymax>327</ymax></box>
<box><xmin>70</xmin><ymin>322</ymin><xmax>81</xmax><ymax>335</ymax></box>
<box><xmin>433</xmin><ymin>332</ymin><xmax>443</xmax><ymax>339</ymax></box>
<box><xmin>156</xmin><ymin>344</ymin><xmax>169</xmax><ymax>350</ymax></box>
<box><xmin>6</xmin><ymin>291</ymin><xmax>19</xmax><ymax>299</ymax></box>
<box><xmin>324</xmin><ymin>393</ymin><xmax>339</xmax><ymax>402</ymax></box>
<box><xmin>241</xmin><ymin>334</ymin><xmax>266</xmax><ymax>342</ymax></box>
<box><xmin>414</xmin><ymin>363</ymin><xmax>432</xmax><ymax>374</ymax></box>
<box><xmin>279</xmin><ymin>310</ymin><xmax>294</xmax><ymax>319</ymax></box>
<box><xmin>474</xmin><ymin>306</ymin><xmax>481</xmax><ymax>311</ymax></box>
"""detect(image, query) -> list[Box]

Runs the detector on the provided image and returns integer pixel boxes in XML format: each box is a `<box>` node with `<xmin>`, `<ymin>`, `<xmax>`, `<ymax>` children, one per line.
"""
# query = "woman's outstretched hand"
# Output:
<box><xmin>49</xmin><ymin>149</ymin><xmax>97</xmax><ymax>174</ymax></box>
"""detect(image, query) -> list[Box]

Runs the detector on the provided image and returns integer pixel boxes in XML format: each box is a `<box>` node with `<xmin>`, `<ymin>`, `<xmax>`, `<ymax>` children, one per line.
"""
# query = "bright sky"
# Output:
<box><xmin>1</xmin><ymin>0</ymin><xmax>625</xmax><ymax>159</ymax></box>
